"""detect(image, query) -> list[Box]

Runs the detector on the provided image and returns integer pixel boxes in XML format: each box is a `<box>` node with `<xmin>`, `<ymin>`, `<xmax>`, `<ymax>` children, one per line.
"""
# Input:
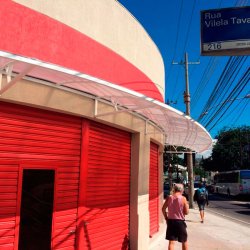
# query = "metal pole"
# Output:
<box><xmin>168</xmin><ymin>154</ymin><xmax>173</xmax><ymax>189</ymax></box>
<box><xmin>172</xmin><ymin>52</ymin><xmax>199</xmax><ymax>208</ymax></box>
<box><xmin>184</xmin><ymin>53</ymin><xmax>190</xmax><ymax>115</ymax></box>
<box><xmin>187</xmin><ymin>152</ymin><xmax>194</xmax><ymax>208</ymax></box>
<box><xmin>184</xmin><ymin>52</ymin><xmax>194</xmax><ymax>208</ymax></box>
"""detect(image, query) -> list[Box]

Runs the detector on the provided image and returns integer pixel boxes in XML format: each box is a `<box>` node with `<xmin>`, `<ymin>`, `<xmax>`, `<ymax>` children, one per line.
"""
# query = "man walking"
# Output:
<box><xmin>194</xmin><ymin>183</ymin><xmax>208</xmax><ymax>223</ymax></box>
<box><xmin>162</xmin><ymin>183</ymin><xmax>189</xmax><ymax>250</ymax></box>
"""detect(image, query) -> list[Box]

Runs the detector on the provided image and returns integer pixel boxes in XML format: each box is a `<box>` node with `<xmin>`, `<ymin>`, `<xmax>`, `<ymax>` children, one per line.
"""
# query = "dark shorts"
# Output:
<box><xmin>197</xmin><ymin>200</ymin><xmax>206</xmax><ymax>211</ymax></box>
<box><xmin>166</xmin><ymin>219</ymin><xmax>187</xmax><ymax>243</ymax></box>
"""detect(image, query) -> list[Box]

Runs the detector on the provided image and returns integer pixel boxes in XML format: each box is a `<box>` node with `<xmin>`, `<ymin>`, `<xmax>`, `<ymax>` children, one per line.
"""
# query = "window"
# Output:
<box><xmin>240</xmin><ymin>171</ymin><xmax>250</xmax><ymax>179</ymax></box>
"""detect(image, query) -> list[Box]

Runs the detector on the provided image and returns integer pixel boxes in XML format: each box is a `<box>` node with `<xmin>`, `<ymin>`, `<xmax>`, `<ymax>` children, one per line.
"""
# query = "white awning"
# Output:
<box><xmin>0</xmin><ymin>51</ymin><xmax>212</xmax><ymax>152</ymax></box>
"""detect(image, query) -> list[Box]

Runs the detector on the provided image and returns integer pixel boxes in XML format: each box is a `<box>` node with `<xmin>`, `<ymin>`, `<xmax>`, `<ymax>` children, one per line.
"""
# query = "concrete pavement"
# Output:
<box><xmin>149</xmin><ymin>205</ymin><xmax>250</xmax><ymax>250</ymax></box>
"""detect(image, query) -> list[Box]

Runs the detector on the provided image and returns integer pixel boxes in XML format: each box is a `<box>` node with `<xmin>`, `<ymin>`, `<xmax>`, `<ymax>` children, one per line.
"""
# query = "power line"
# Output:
<box><xmin>181</xmin><ymin>0</ymin><xmax>197</xmax><ymax>56</ymax></box>
<box><xmin>231</xmin><ymin>99</ymin><xmax>250</xmax><ymax>125</ymax></box>
<box><xmin>198</xmin><ymin>56</ymin><xmax>247</xmax><ymax>122</ymax></box>
<box><xmin>166</xmin><ymin>0</ymin><xmax>249</xmax><ymax>117</ymax></box>
<box><xmin>172</xmin><ymin>0</ymin><xmax>184</xmax><ymax>61</ymax></box>
<box><xmin>209</xmin><ymin>95</ymin><xmax>249</xmax><ymax>131</ymax></box>
<box><xmin>204</xmin><ymin>68</ymin><xmax>250</xmax><ymax>131</ymax></box>
<box><xmin>192</xmin><ymin>57</ymin><xmax>219</xmax><ymax>108</ymax></box>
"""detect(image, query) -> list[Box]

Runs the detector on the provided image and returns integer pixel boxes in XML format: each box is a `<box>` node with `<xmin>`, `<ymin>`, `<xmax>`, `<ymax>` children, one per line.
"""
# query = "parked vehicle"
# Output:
<box><xmin>214</xmin><ymin>170</ymin><xmax>250</xmax><ymax>196</ymax></box>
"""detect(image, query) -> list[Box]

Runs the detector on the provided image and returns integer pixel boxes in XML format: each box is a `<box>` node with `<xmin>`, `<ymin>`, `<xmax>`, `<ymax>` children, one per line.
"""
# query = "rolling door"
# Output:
<box><xmin>0</xmin><ymin>101</ymin><xmax>82</xmax><ymax>250</ymax></box>
<box><xmin>78</xmin><ymin>121</ymin><xmax>131</xmax><ymax>250</ymax></box>
<box><xmin>52</xmin><ymin>163</ymin><xmax>80</xmax><ymax>250</ymax></box>
<box><xmin>149</xmin><ymin>142</ymin><xmax>159</xmax><ymax>237</ymax></box>
<box><xmin>0</xmin><ymin>102</ymin><xmax>81</xmax><ymax>162</ymax></box>
<box><xmin>0</xmin><ymin>164</ymin><xmax>18</xmax><ymax>250</ymax></box>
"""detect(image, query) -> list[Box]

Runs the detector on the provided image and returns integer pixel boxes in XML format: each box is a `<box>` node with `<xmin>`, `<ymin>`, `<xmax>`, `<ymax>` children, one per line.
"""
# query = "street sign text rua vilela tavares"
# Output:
<box><xmin>200</xmin><ymin>6</ymin><xmax>250</xmax><ymax>56</ymax></box>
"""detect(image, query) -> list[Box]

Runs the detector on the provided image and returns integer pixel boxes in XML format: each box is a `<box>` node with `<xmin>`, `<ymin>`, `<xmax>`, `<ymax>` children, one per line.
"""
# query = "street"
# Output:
<box><xmin>206</xmin><ymin>193</ymin><xmax>250</xmax><ymax>226</ymax></box>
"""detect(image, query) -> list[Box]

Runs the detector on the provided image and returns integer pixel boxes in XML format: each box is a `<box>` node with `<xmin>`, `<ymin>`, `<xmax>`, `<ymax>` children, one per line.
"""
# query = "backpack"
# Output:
<box><xmin>197</xmin><ymin>188</ymin><xmax>206</xmax><ymax>202</ymax></box>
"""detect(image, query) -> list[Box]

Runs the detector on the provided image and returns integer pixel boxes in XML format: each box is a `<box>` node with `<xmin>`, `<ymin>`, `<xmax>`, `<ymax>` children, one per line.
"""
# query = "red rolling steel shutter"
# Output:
<box><xmin>52</xmin><ymin>164</ymin><xmax>80</xmax><ymax>250</ymax></box>
<box><xmin>79</xmin><ymin>121</ymin><xmax>131</xmax><ymax>250</ymax></box>
<box><xmin>0</xmin><ymin>101</ymin><xmax>82</xmax><ymax>250</ymax></box>
<box><xmin>0</xmin><ymin>102</ymin><xmax>81</xmax><ymax>162</ymax></box>
<box><xmin>149</xmin><ymin>142</ymin><xmax>159</xmax><ymax>237</ymax></box>
<box><xmin>0</xmin><ymin>164</ymin><xmax>18</xmax><ymax>250</ymax></box>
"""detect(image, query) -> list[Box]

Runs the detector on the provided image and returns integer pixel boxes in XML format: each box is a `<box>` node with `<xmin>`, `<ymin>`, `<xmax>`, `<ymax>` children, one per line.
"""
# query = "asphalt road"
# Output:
<box><xmin>205</xmin><ymin>193</ymin><xmax>250</xmax><ymax>226</ymax></box>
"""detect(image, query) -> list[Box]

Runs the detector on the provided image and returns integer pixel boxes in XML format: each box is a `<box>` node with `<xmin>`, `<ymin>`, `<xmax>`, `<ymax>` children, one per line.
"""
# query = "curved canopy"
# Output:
<box><xmin>0</xmin><ymin>51</ymin><xmax>212</xmax><ymax>152</ymax></box>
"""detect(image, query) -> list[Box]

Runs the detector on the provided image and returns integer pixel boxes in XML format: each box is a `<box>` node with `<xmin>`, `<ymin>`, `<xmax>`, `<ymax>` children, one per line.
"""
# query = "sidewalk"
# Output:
<box><xmin>150</xmin><ymin>206</ymin><xmax>250</xmax><ymax>250</ymax></box>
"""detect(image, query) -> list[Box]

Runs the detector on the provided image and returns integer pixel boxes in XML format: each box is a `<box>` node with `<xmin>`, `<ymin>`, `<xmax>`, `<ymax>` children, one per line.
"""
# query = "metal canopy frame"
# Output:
<box><xmin>0</xmin><ymin>51</ymin><xmax>212</xmax><ymax>153</ymax></box>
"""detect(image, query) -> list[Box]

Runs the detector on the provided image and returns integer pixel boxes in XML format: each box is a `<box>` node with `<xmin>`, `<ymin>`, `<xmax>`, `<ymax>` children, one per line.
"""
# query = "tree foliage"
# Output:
<box><xmin>163</xmin><ymin>145</ymin><xmax>185</xmax><ymax>172</ymax></box>
<box><xmin>202</xmin><ymin>126</ymin><xmax>250</xmax><ymax>172</ymax></box>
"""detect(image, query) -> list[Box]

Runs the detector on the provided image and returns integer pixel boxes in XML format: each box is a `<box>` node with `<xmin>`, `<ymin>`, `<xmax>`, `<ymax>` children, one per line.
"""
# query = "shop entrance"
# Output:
<box><xmin>18</xmin><ymin>169</ymin><xmax>55</xmax><ymax>250</ymax></box>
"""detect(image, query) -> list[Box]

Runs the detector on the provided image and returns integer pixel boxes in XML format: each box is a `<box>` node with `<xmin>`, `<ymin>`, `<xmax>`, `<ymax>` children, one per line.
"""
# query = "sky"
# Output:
<box><xmin>118</xmin><ymin>0</ymin><xmax>250</xmax><ymax>139</ymax></box>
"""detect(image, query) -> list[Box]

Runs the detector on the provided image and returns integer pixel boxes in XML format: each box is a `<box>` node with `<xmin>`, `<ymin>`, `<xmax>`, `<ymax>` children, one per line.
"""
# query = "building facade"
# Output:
<box><xmin>0</xmin><ymin>1</ymin><xmax>212</xmax><ymax>249</ymax></box>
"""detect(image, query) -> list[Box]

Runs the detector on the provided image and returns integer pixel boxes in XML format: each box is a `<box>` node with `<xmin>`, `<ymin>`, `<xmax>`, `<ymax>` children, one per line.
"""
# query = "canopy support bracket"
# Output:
<box><xmin>145</xmin><ymin>120</ymin><xmax>148</xmax><ymax>135</ymax></box>
<box><xmin>94</xmin><ymin>98</ymin><xmax>98</xmax><ymax>116</ymax></box>
<box><xmin>0</xmin><ymin>64</ymin><xmax>34</xmax><ymax>95</ymax></box>
<box><xmin>0</xmin><ymin>61</ymin><xmax>14</xmax><ymax>90</ymax></box>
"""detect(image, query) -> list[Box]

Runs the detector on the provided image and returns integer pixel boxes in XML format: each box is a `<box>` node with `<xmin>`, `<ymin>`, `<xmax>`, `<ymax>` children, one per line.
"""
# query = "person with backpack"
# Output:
<box><xmin>194</xmin><ymin>182</ymin><xmax>208</xmax><ymax>223</ymax></box>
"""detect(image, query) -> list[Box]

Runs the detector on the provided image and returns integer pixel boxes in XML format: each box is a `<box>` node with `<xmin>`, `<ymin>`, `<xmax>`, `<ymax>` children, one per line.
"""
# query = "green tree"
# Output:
<box><xmin>203</xmin><ymin>126</ymin><xmax>250</xmax><ymax>172</ymax></box>
<box><xmin>163</xmin><ymin>145</ymin><xmax>186</xmax><ymax>184</ymax></box>
<box><xmin>163</xmin><ymin>145</ymin><xmax>185</xmax><ymax>170</ymax></box>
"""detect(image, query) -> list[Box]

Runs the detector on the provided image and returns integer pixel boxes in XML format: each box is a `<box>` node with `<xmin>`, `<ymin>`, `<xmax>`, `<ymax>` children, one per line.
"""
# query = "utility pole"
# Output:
<box><xmin>172</xmin><ymin>52</ymin><xmax>200</xmax><ymax>208</ymax></box>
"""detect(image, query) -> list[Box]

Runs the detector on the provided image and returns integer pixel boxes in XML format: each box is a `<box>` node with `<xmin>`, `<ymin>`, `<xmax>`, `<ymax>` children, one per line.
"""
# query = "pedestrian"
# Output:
<box><xmin>162</xmin><ymin>183</ymin><xmax>189</xmax><ymax>250</ymax></box>
<box><xmin>194</xmin><ymin>182</ymin><xmax>209</xmax><ymax>223</ymax></box>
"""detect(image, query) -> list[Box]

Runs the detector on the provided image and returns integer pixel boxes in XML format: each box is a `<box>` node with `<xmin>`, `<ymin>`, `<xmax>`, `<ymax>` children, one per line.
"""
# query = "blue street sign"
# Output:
<box><xmin>200</xmin><ymin>7</ymin><xmax>250</xmax><ymax>55</ymax></box>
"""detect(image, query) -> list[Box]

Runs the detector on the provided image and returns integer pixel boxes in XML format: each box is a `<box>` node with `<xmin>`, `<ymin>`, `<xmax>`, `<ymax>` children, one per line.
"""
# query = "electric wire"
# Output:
<box><xmin>167</xmin><ymin>0</ymin><xmax>216</xmax><ymax>101</ymax></box>
<box><xmin>205</xmin><ymin>68</ymin><xmax>250</xmax><ymax>131</ymax></box>
<box><xmin>198</xmin><ymin>56</ymin><xmax>246</xmax><ymax>122</ymax></box>
<box><xmin>231</xmin><ymin>99</ymin><xmax>250</xmax><ymax>125</ymax></box>
<box><xmin>172</xmin><ymin>0</ymin><xmax>184</xmax><ymax>61</ymax></box>
<box><xmin>166</xmin><ymin>0</ymin><xmax>249</xmax><ymax>127</ymax></box>
<box><xmin>191</xmin><ymin>0</ymin><xmax>247</xmax><ymax>119</ymax></box>
<box><xmin>192</xmin><ymin>57</ymin><xmax>219</xmax><ymax>108</ymax></box>
<box><xmin>202</xmin><ymin>64</ymin><xmax>247</xmax><ymax>126</ymax></box>
<box><xmin>209</xmin><ymin>96</ymin><xmax>249</xmax><ymax>132</ymax></box>
<box><xmin>181</xmin><ymin>0</ymin><xmax>196</xmax><ymax>56</ymax></box>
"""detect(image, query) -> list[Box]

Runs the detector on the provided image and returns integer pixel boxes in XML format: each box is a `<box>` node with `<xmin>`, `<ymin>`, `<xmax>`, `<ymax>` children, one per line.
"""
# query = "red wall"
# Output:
<box><xmin>0</xmin><ymin>0</ymin><xmax>163</xmax><ymax>102</ymax></box>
